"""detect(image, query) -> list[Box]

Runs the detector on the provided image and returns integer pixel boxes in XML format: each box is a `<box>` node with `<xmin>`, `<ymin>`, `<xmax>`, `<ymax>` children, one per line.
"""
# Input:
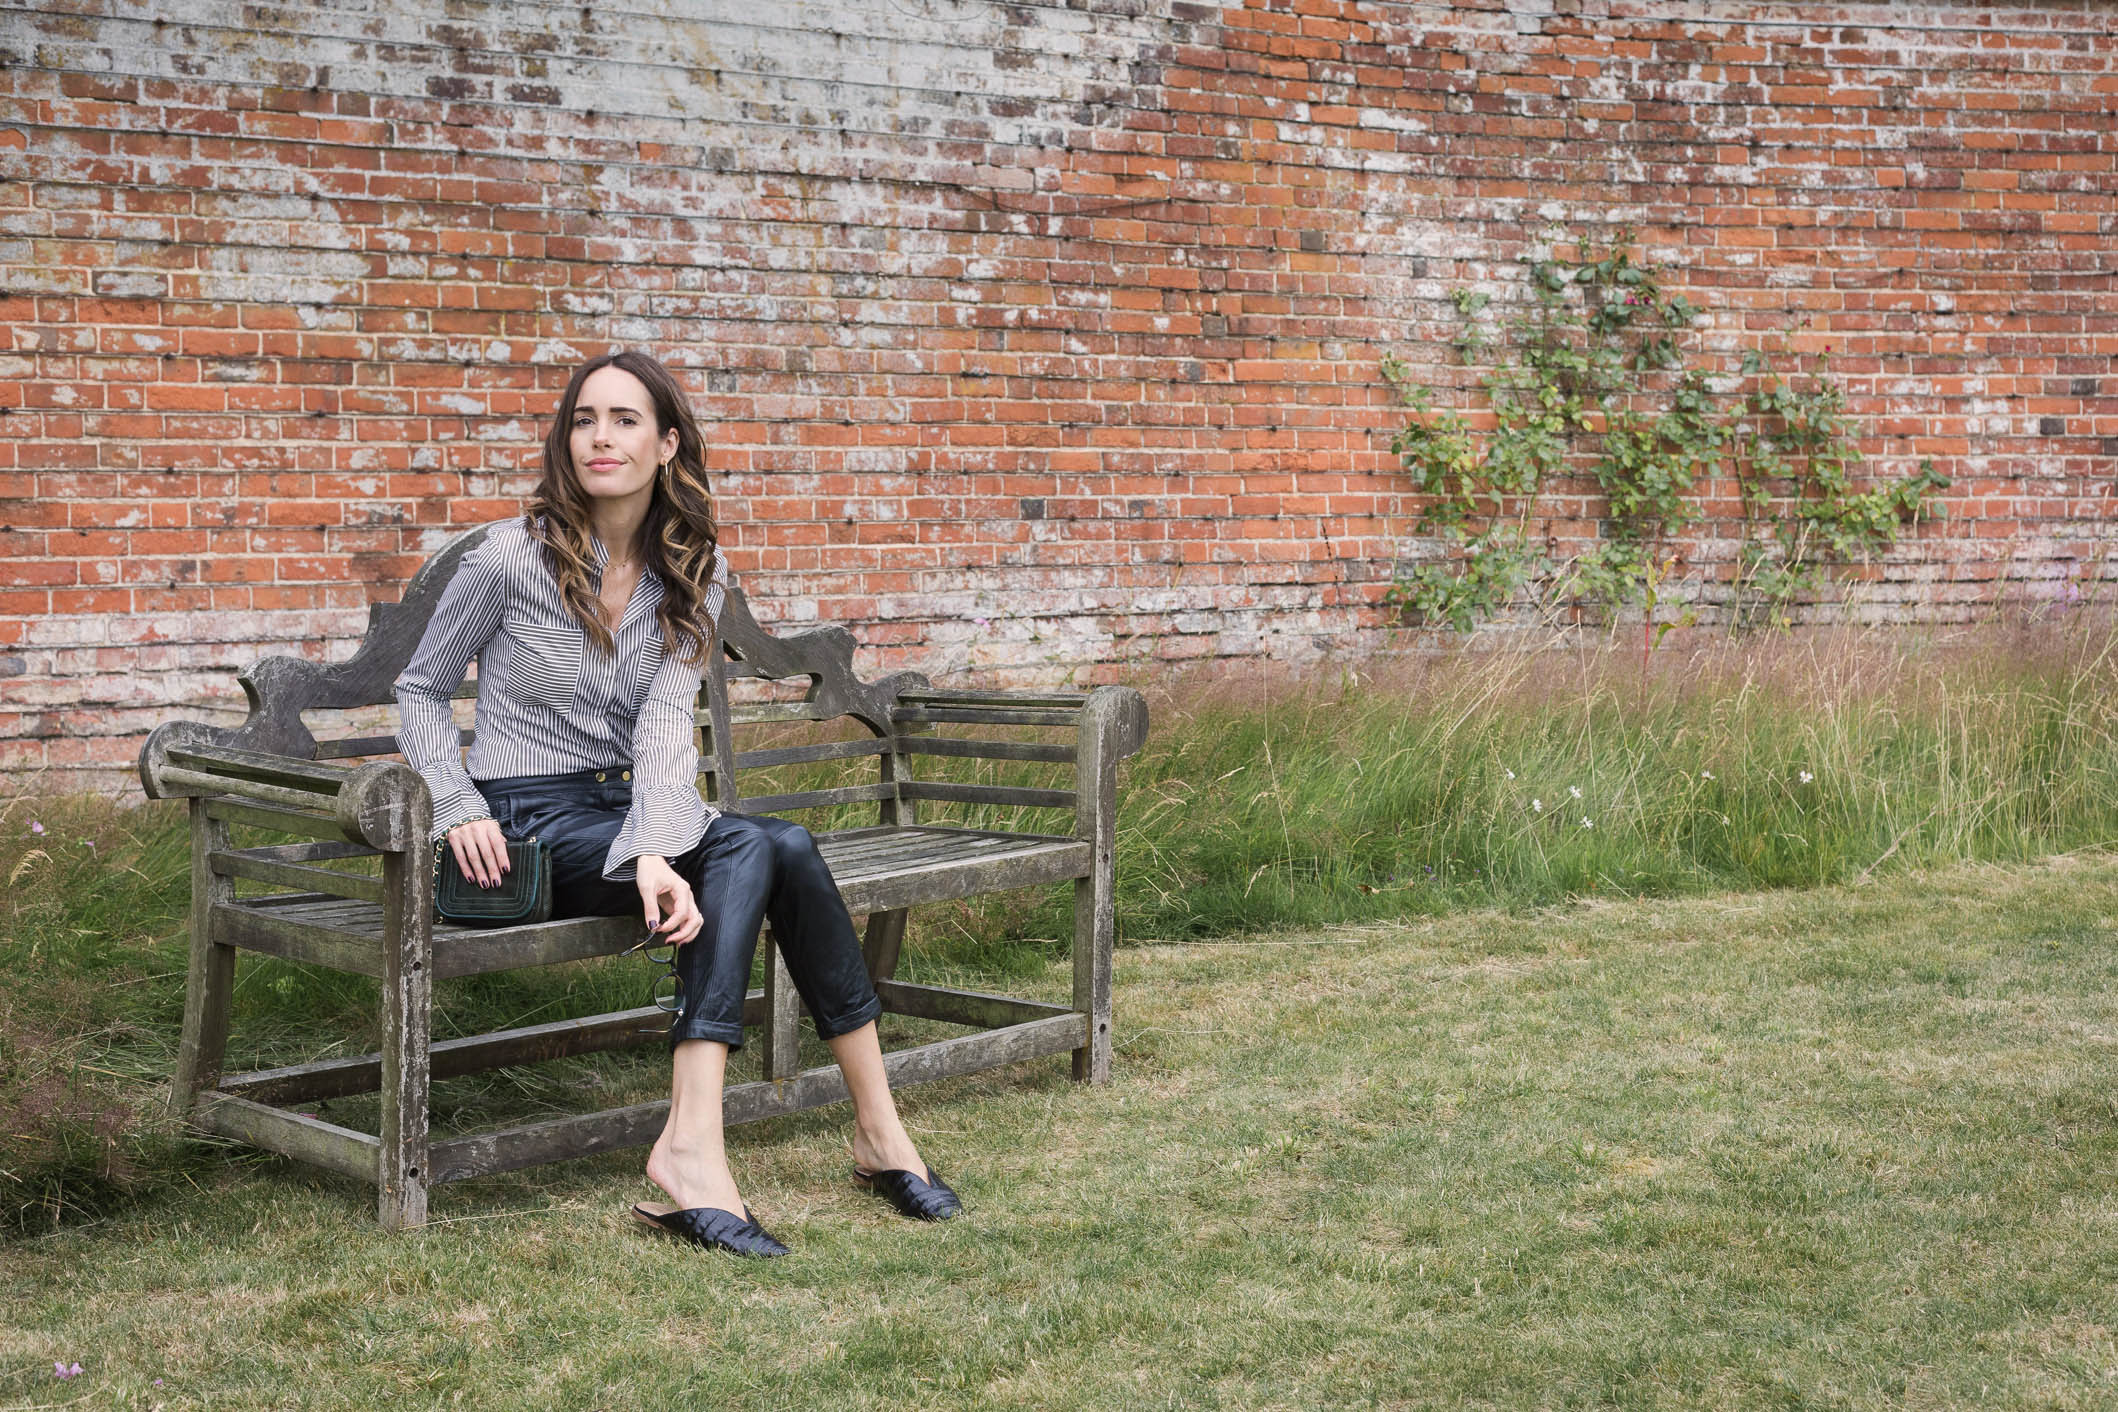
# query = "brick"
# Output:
<box><xmin>2</xmin><ymin>2</ymin><xmax>2114</xmax><ymax>788</ymax></box>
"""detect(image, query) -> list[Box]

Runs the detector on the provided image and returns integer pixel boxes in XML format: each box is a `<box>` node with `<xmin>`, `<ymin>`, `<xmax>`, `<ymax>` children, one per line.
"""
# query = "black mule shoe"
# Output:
<box><xmin>631</xmin><ymin>1202</ymin><xmax>791</xmax><ymax>1257</ymax></box>
<box><xmin>853</xmin><ymin>1165</ymin><xmax>964</xmax><ymax>1222</ymax></box>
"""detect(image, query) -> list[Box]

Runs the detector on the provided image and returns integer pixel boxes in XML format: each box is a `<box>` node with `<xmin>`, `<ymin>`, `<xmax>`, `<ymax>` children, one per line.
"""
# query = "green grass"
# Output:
<box><xmin>5</xmin><ymin>624</ymin><xmax>2117</xmax><ymax>1234</ymax></box>
<box><xmin>2</xmin><ymin>624</ymin><xmax>2116</xmax><ymax>1401</ymax></box>
<box><xmin>2</xmin><ymin>856</ymin><xmax>2115</xmax><ymax>1408</ymax></box>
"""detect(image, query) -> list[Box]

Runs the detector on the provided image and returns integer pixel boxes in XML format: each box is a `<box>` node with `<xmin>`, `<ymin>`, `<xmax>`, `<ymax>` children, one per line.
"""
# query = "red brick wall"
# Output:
<box><xmin>3</xmin><ymin>2</ymin><xmax>2114</xmax><ymax>792</ymax></box>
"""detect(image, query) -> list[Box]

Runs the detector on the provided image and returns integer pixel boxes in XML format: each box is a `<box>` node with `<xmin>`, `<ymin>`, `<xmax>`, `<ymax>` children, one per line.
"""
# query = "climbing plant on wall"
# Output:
<box><xmin>1380</xmin><ymin>236</ymin><xmax>1946</xmax><ymax>633</ymax></box>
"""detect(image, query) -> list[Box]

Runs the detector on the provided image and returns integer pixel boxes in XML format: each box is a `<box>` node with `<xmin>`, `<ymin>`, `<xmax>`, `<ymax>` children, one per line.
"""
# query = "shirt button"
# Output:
<box><xmin>621</xmin><ymin>770</ymin><xmax>632</xmax><ymax>781</ymax></box>
<box><xmin>595</xmin><ymin>771</ymin><xmax>606</xmax><ymax>783</ymax></box>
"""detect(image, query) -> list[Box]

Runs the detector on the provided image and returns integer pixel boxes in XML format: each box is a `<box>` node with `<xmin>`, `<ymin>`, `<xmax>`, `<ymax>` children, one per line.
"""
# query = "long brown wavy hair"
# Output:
<box><xmin>526</xmin><ymin>351</ymin><xmax>720</xmax><ymax>666</ymax></box>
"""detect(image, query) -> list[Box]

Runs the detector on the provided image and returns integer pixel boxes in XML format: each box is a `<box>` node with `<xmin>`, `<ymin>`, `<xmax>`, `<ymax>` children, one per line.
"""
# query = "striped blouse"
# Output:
<box><xmin>393</xmin><ymin>517</ymin><xmax>727</xmax><ymax>880</ymax></box>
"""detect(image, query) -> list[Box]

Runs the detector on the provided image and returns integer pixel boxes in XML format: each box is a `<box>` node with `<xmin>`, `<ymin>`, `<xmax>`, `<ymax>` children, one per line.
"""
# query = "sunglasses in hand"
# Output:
<box><xmin>625</xmin><ymin>924</ymin><xmax>684</xmax><ymax>1028</ymax></box>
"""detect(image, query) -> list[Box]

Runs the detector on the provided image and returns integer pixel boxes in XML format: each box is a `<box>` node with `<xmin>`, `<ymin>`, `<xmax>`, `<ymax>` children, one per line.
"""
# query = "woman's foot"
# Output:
<box><xmin>645</xmin><ymin>1133</ymin><xmax>746</xmax><ymax>1217</ymax></box>
<box><xmin>849</xmin><ymin>1115</ymin><xmax>926</xmax><ymax>1182</ymax></box>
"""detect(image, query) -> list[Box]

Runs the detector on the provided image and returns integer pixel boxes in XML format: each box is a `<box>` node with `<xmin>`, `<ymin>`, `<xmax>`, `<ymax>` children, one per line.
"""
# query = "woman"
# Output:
<box><xmin>394</xmin><ymin>350</ymin><xmax>960</xmax><ymax>1257</ymax></box>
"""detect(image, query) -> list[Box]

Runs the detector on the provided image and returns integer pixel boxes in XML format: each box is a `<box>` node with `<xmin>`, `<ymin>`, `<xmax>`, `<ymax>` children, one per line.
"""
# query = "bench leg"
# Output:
<box><xmin>861</xmin><ymin>908</ymin><xmax>908</xmax><ymax>983</ymax></box>
<box><xmin>172</xmin><ymin>801</ymin><xmax>235</xmax><ymax>1117</ymax></box>
<box><xmin>377</xmin><ymin>847</ymin><xmax>432</xmax><ymax>1231</ymax></box>
<box><xmin>763</xmin><ymin>933</ymin><xmax>802</xmax><ymax>1081</ymax></box>
<box><xmin>1072</xmin><ymin>874</ymin><xmax>1113</xmax><ymax>1083</ymax></box>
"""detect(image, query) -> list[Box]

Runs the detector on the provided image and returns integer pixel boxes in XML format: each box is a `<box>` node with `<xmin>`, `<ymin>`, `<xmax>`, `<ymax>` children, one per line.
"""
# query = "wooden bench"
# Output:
<box><xmin>138</xmin><ymin>524</ymin><xmax>1148</xmax><ymax>1229</ymax></box>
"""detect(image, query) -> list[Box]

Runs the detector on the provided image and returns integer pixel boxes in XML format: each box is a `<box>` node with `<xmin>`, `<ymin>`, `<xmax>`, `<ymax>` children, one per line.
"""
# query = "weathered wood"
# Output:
<box><xmin>231</xmin><ymin>840</ymin><xmax>380</xmax><ymax>865</ymax></box>
<box><xmin>220</xmin><ymin>1004</ymin><xmax>677</xmax><ymax>1104</ymax></box>
<box><xmin>336</xmin><ymin>761</ymin><xmax>429</xmax><ymax>852</ymax></box>
<box><xmin>892</xmin><ymin>706</ymin><xmax>1084</xmax><ymax>728</ymax></box>
<box><xmin>898</xmin><ymin>782</ymin><xmax>1076</xmax><ymax>810</ymax></box>
<box><xmin>156</xmin><ymin>766</ymin><xmax>344</xmax><ymax>813</ymax></box>
<box><xmin>702</xmin><ymin>624</ymin><xmax>739</xmax><ymax>808</ymax></box>
<box><xmin>734</xmin><ymin>736</ymin><xmax>890</xmax><ymax>771</ymax></box>
<box><xmin>194</xmin><ymin>1093</ymin><xmax>382</xmax><ymax>1183</ymax></box>
<box><xmin>429</xmin><ymin>914</ymin><xmax>641</xmax><ymax>979</ymax></box>
<box><xmin>763</xmin><ymin>936</ymin><xmax>802</xmax><ymax>1080</ymax></box>
<box><xmin>735</xmin><ymin>783</ymin><xmax>895</xmax><ymax>814</ymax></box>
<box><xmin>210</xmin><ymin>851</ymin><xmax>386</xmax><ymax>903</ymax></box>
<box><xmin>721</xmin><ymin>701</ymin><xmax>846</xmax><ymax>725</ymax></box>
<box><xmin>172</xmin><ymin>799</ymin><xmax>237</xmax><ymax>1118</ymax></box>
<box><xmin>897</xmin><ymin>688</ymin><xmax>1091</xmax><ymax>708</ymax></box>
<box><xmin>896</xmin><ymin>736</ymin><xmax>1077</xmax><ymax>764</ymax></box>
<box><xmin>378</xmin><ymin>796</ymin><xmax>434</xmax><ymax>1231</ymax></box>
<box><xmin>875</xmin><ymin>979</ymin><xmax>1074</xmax><ymax>1029</ymax></box>
<box><xmin>831</xmin><ymin>839</ymin><xmax>1091</xmax><ymax>915</ymax></box>
<box><xmin>166</xmin><ymin>743</ymin><xmax>348</xmax><ymax>792</ymax></box>
<box><xmin>212</xmin><ymin>902</ymin><xmax>385</xmax><ymax>976</ymax></box>
<box><xmin>203</xmin><ymin>797</ymin><xmax>353</xmax><ymax>843</ymax></box>
<box><xmin>1070</xmin><ymin>686</ymin><xmax>1146</xmax><ymax>1084</ymax></box>
<box><xmin>425</xmin><ymin>1013</ymin><xmax>1086</xmax><ymax>1184</ymax></box>
<box><xmin>213</xmin><ymin>524</ymin><xmax>497</xmax><ymax>759</ymax></box>
<box><xmin>142</xmin><ymin>537</ymin><xmax>1149</xmax><ymax>1226</ymax></box>
<box><xmin>861</xmin><ymin>908</ymin><xmax>908</xmax><ymax>983</ymax></box>
<box><xmin>315</xmin><ymin>728</ymin><xmax>466</xmax><ymax>761</ymax></box>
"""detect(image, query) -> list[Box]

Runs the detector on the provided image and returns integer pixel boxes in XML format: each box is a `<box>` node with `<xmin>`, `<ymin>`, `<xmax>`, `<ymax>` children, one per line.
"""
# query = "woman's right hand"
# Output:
<box><xmin>448</xmin><ymin>818</ymin><xmax>511</xmax><ymax>888</ymax></box>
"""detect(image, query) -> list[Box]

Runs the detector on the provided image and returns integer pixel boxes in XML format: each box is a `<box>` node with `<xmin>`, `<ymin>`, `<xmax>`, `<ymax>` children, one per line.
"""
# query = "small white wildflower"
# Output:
<box><xmin>1505</xmin><ymin>768</ymin><xmax>1516</xmax><ymax>780</ymax></box>
<box><xmin>1569</xmin><ymin>786</ymin><xmax>1582</xmax><ymax>799</ymax></box>
<box><xmin>1720</xmin><ymin>814</ymin><xmax>1731</xmax><ymax>826</ymax></box>
<box><xmin>1532</xmin><ymin>798</ymin><xmax>1543</xmax><ymax>813</ymax></box>
<box><xmin>1700</xmin><ymin>770</ymin><xmax>1714</xmax><ymax>780</ymax></box>
<box><xmin>1799</xmin><ymin>770</ymin><xmax>1814</xmax><ymax>784</ymax></box>
<box><xmin>1581</xmin><ymin>817</ymin><xmax>1593</xmax><ymax>829</ymax></box>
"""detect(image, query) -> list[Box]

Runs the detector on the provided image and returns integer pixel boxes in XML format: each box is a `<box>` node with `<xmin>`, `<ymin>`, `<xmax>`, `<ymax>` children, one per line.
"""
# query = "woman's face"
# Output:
<box><xmin>568</xmin><ymin>365</ymin><xmax>680</xmax><ymax>509</ymax></box>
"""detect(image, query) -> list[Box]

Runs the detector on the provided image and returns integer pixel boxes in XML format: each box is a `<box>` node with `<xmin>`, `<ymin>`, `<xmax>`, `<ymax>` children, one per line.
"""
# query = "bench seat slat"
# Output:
<box><xmin>833</xmin><ymin>840</ymin><xmax>1091</xmax><ymax>914</ymax></box>
<box><xmin>217</xmin><ymin>828</ymin><xmax>1090</xmax><ymax>979</ymax></box>
<box><xmin>212</xmin><ymin>901</ymin><xmax>384</xmax><ymax>975</ymax></box>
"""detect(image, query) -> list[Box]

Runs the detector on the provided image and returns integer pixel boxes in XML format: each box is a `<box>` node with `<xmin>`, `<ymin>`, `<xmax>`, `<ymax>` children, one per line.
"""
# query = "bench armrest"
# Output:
<box><xmin>890</xmin><ymin>685</ymin><xmax>1148</xmax><ymax>759</ymax></box>
<box><xmin>139</xmin><ymin>723</ymin><xmax>433</xmax><ymax>851</ymax></box>
<box><xmin>884</xmin><ymin>684</ymin><xmax>1149</xmax><ymax>834</ymax></box>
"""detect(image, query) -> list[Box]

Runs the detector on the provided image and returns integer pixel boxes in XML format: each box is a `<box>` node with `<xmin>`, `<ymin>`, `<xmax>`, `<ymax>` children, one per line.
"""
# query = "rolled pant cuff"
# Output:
<box><xmin>813</xmin><ymin>993</ymin><xmax>882</xmax><ymax>1043</ymax></box>
<box><xmin>668</xmin><ymin>1018</ymin><xmax>748</xmax><ymax>1052</ymax></box>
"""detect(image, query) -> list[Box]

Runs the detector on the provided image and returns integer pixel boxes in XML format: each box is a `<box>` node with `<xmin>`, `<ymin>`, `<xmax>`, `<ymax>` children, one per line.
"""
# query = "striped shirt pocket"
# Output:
<box><xmin>499</xmin><ymin>621</ymin><xmax>584</xmax><ymax>715</ymax></box>
<box><xmin>629</xmin><ymin>635</ymin><xmax>665</xmax><ymax>711</ymax></box>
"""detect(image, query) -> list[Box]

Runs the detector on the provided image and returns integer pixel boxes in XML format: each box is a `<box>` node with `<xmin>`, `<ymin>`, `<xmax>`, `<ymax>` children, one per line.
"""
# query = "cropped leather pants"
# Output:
<box><xmin>480</xmin><ymin>767</ymin><xmax>882</xmax><ymax>1052</ymax></box>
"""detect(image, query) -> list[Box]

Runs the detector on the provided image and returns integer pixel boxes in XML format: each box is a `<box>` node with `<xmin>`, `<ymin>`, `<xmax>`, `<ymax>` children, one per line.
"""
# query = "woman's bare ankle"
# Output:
<box><xmin>645</xmin><ymin>1135</ymin><xmax>745</xmax><ymax>1215</ymax></box>
<box><xmin>851</xmin><ymin>1119</ymin><xmax>924</xmax><ymax>1177</ymax></box>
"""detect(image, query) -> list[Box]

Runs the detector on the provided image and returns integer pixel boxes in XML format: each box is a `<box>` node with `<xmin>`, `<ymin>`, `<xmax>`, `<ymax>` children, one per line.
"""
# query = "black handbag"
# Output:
<box><xmin>433</xmin><ymin>836</ymin><xmax>553</xmax><ymax>928</ymax></box>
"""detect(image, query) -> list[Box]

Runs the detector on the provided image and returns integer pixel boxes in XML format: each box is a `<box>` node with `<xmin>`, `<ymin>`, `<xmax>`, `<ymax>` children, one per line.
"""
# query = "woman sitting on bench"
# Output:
<box><xmin>393</xmin><ymin>350</ymin><xmax>961</xmax><ymax>1256</ymax></box>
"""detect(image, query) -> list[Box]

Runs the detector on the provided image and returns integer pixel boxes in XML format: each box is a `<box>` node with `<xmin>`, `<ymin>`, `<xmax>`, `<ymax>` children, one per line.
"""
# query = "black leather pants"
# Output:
<box><xmin>481</xmin><ymin>768</ymin><xmax>881</xmax><ymax>1053</ymax></box>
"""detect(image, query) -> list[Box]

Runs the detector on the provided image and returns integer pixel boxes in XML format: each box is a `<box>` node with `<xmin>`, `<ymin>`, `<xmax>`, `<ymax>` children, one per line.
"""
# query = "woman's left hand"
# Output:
<box><xmin>635</xmin><ymin>855</ymin><xmax>703</xmax><ymax>945</ymax></box>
